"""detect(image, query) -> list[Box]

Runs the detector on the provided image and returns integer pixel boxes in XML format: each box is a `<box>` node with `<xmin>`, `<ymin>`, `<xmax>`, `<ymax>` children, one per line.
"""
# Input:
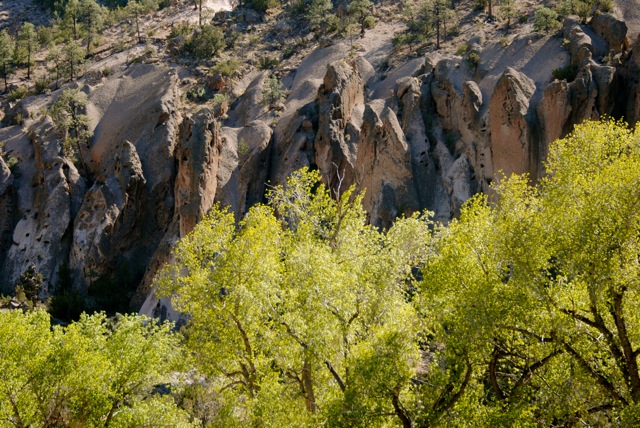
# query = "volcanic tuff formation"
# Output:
<box><xmin>0</xmin><ymin>13</ymin><xmax>638</xmax><ymax>317</ymax></box>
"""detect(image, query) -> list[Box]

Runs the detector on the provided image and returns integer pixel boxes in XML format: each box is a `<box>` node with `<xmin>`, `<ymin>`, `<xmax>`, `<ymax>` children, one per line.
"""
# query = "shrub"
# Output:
<box><xmin>16</xmin><ymin>265</ymin><xmax>43</xmax><ymax>304</ymax></box>
<box><xmin>363</xmin><ymin>15</ymin><xmax>376</xmax><ymax>30</ymax></box>
<box><xmin>552</xmin><ymin>64</ymin><xmax>578</xmax><ymax>82</ymax></box>
<box><xmin>187</xmin><ymin>24</ymin><xmax>225</xmax><ymax>59</ymax></box>
<box><xmin>211</xmin><ymin>59</ymin><xmax>240</xmax><ymax>77</ymax></box>
<box><xmin>533</xmin><ymin>7</ymin><xmax>561</xmax><ymax>34</ymax></box>
<box><xmin>7</xmin><ymin>86</ymin><xmax>28</xmax><ymax>102</ymax></box>
<box><xmin>187</xmin><ymin>86</ymin><xmax>212</xmax><ymax>102</ymax></box>
<box><xmin>467</xmin><ymin>51</ymin><xmax>480</xmax><ymax>68</ymax></box>
<box><xmin>34</xmin><ymin>77</ymin><xmax>51</xmax><ymax>94</ymax></box>
<box><xmin>211</xmin><ymin>93</ymin><xmax>228</xmax><ymax>105</ymax></box>
<box><xmin>597</xmin><ymin>0</ymin><xmax>614</xmax><ymax>12</ymax></box>
<box><xmin>168</xmin><ymin>22</ymin><xmax>191</xmax><ymax>39</ymax></box>
<box><xmin>456</xmin><ymin>44</ymin><xmax>468</xmax><ymax>56</ymax></box>
<box><xmin>247</xmin><ymin>0</ymin><xmax>278</xmax><ymax>12</ymax></box>
<box><xmin>258</xmin><ymin>56</ymin><xmax>280</xmax><ymax>70</ymax></box>
<box><xmin>261</xmin><ymin>75</ymin><xmax>288</xmax><ymax>106</ymax></box>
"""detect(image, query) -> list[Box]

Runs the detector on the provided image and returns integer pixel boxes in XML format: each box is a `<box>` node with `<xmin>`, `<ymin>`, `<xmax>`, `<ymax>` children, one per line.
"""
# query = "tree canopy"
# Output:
<box><xmin>157</xmin><ymin>119</ymin><xmax>640</xmax><ymax>426</ymax></box>
<box><xmin>421</xmin><ymin>119</ymin><xmax>640</xmax><ymax>425</ymax></box>
<box><xmin>3</xmin><ymin>120</ymin><xmax>640</xmax><ymax>426</ymax></box>
<box><xmin>0</xmin><ymin>310</ymin><xmax>191</xmax><ymax>428</ymax></box>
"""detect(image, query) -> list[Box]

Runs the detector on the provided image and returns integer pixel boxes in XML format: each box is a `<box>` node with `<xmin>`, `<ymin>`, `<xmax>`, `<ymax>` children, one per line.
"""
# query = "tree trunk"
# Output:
<box><xmin>135</xmin><ymin>13</ymin><xmax>141</xmax><ymax>43</ymax></box>
<box><xmin>26</xmin><ymin>46</ymin><xmax>31</xmax><ymax>80</ymax></box>
<box><xmin>302</xmin><ymin>358</ymin><xmax>317</xmax><ymax>413</ymax></box>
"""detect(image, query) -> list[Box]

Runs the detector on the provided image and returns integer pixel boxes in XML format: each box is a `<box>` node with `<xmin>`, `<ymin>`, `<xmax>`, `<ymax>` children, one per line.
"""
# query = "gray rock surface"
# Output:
<box><xmin>2</xmin><ymin>16</ymin><xmax>640</xmax><ymax>317</ymax></box>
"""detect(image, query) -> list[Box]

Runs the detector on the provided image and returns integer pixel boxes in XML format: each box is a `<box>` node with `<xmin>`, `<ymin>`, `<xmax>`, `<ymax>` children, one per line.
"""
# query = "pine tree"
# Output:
<box><xmin>347</xmin><ymin>0</ymin><xmax>373</xmax><ymax>36</ymax></box>
<box><xmin>0</xmin><ymin>30</ymin><xmax>14</xmax><ymax>92</ymax></box>
<box><xmin>63</xmin><ymin>39</ymin><xmax>85</xmax><ymax>80</ymax></box>
<box><xmin>15</xmin><ymin>23</ymin><xmax>38</xmax><ymax>80</ymax></box>
<box><xmin>79</xmin><ymin>0</ymin><xmax>105</xmax><ymax>54</ymax></box>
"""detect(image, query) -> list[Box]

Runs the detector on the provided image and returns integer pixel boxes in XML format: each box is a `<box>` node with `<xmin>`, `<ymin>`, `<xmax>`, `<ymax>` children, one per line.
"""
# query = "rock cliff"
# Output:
<box><xmin>1</xmin><ymin>12</ymin><xmax>639</xmax><ymax>316</ymax></box>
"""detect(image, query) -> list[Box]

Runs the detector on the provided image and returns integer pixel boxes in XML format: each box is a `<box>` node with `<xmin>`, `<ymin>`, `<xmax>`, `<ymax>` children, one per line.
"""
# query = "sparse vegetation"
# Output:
<box><xmin>533</xmin><ymin>7</ymin><xmax>562</xmax><ymax>34</ymax></box>
<box><xmin>258</xmin><ymin>55</ymin><xmax>280</xmax><ymax>70</ymax></box>
<box><xmin>552</xmin><ymin>64</ymin><xmax>578</xmax><ymax>82</ymax></box>
<box><xmin>211</xmin><ymin>58</ymin><xmax>240</xmax><ymax>77</ymax></box>
<box><xmin>49</xmin><ymin>88</ymin><xmax>92</xmax><ymax>171</ymax></box>
<box><xmin>261</xmin><ymin>75</ymin><xmax>288</xmax><ymax>106</ymax></box>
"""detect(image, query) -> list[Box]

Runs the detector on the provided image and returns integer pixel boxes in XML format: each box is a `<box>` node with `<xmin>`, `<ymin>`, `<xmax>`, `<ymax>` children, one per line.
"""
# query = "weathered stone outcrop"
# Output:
<box><xmin>489</xmin><ymin>67</ymin><xmax>538</xmax><ymax>179</ymax></box>
<box><xmin>70</xmin><ymin>140</ymin><xmax>146</xmax><ymax>287</ymax></box>
<box><xmin>227</xmin><ymin>72</ymin><xmax>270</xmax><ymax>127</ymax></box>
<box><xmin>2</xmin><ymin>119</ymin><xmax>86</xmax><ymax>295</ymax></box>
<box><xmin>314</xmin><ymin>59</ymin><xmax>365</xmax><ymax>190</ymax></box>
<box><xmin>591</xmin><ymin>13</ymin><xmax>629</xmax><ymax>54</ymax></box>
<box><xmin>620</xmin><ymin>35</ymin><xmax>640</xmax><ymax>125</ymax></box>
<box><xmin>4</xmin><ymin>15</ymin><xmax>640</xmax><ymax>316</ymax></box>
<box><xmin>215</xmin><ymin>120</ymin><xmax>272</xmax><ymax>218</ymax></box>
<box><xmin>356</xmin><ymin>100</ymin><xmax>419</xmax><ymax>228</ymax></box>
<box><xmin>536</xmin><ymin>80</ymin><xmax>572</xmax><ymax>167</ymax></box>
<box><xmin>0</xmin><ymin>156</ymin><xmax>15</xmax><ymax>293</ymax></box>
<box><xmin>174</xmin><ymin>110</ymin><xmax>221</xmax><ymax>237</ymax></box>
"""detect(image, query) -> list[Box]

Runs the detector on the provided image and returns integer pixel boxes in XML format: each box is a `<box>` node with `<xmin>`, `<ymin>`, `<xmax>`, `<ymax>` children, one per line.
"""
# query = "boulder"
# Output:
<box><xmin>215</xmin><ymin>120</ymin><xmax>272</xmax><ymax>218</ymax></box>
<box><xmin>3</xmin><ymin>119</ymin><xmax>86</xmax><ymax>295</ymax></box>
<box><xmin>70</xmin><ymin>140</ymin><xmax>146</xmax><ymax>288</ymax></box>
<box><xmin>536</xmin><ymin>79</ymin><xmax>572</xmax><ymax>171</ymax></box>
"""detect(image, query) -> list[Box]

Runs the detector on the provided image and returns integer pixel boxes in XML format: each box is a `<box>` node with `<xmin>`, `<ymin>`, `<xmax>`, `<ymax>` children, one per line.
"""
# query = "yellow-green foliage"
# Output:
<box><xmin>423</xmin><ymin>119</ymin><xmax>640</xmax><ymax>425</ymax></box>
<box><xmin>157</xmin><ymin>168</ymin><xmax>434</xmax><ymax>427</ymax></box>
<box><xmin>0</xmin><ymin>310</ymin><xmax>191</xmax><ymax>427</ymax></box>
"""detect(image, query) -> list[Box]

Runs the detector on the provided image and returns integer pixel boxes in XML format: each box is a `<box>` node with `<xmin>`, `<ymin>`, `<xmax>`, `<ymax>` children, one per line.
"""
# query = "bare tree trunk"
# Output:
<box><xmin>302</xmin><ymin>358</ymin><xmax>317</xmax><ymax>413</ymax></box>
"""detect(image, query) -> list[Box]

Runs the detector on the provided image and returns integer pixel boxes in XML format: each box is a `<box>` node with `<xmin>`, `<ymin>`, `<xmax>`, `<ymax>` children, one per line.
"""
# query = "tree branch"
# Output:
<box><xmin>433</xmin><ymin>358</ymin><xmax>472</xmax><ymax>415</ymax></box>
<box><xmin>510</xmin><ymin>348</ymin><xmax>562</xmax><ymax>394</ymax></box>
<box><xmin>391</xmin><ymin>391</ymin><xmax>412</xmax><ymax>428</ymax></box>
<box><xmin>488</xmin><ymin>346</ymin><xmax>505</xmax><ymax>400</ymax></box>
<box><xmin>563</xmin><ymin>341</ymin><xmax>628</xmax><ymax>406</ymax></box>
<box><xmin>610</xmin><ymin>289</ymin><xmax>640</xmax><ymax>401</ymax></box>
<box><xmin>324</xmin><ymin>361</ymin><xmax>346</xmax><ymax>392</ymax></box>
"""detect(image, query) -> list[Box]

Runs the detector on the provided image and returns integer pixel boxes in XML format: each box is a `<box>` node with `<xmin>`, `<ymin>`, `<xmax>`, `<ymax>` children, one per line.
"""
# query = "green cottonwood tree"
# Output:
<box><xmin>421</xmin><ymin>120</ymin><xmax>640</xmax><ymax>425</ymax></box>
<box><xmin>0</xmin><ymin>310</ymin><xmax>191</xmax><ymax>428</ymax></box>
<box><xmin>157</xmin><ymin>168</ymin><xmax>434</xmax><ymax>427</ymax></box>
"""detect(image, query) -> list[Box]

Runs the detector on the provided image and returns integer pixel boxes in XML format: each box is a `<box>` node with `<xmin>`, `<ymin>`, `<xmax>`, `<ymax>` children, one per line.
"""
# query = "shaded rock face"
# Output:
<box><xmin>356</xmin><ymin>100</ymin><xmax>419</xmax><ymax>229</ymax></box>
<box><xmin>591</xmin><ymin>13</ymin><xmax>629</xmax><ymax>54</ymax></box>
<box><xmin>1</xmin><ymin>119</ymin><xmax>86</xmax><ymax>295</ymax></box>
<box><xmin>314</xmin><ymin>59</ymin><xmax>364</xmax><ymax>190</ymax></box>
<box><xmin>2</xmin><ymin>13</ymin><xmax>640</xmax><ymax>316</ymax></box>
<box><xmin>70</xmin><ymin>140</ymin><xmax>147</xmax><ymax>287</ymax></box>
<box><xmin>175</xmin><ymin>110</ymin><xmax>221</xmax><ymax>237</ymax></box>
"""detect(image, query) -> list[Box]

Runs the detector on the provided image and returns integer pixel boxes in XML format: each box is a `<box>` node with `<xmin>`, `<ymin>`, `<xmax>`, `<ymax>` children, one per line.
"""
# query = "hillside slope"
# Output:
<box><xmin>0</xmin><ymin>0</ymin><xmax>639</xmax><ymax>316</ymax></box>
